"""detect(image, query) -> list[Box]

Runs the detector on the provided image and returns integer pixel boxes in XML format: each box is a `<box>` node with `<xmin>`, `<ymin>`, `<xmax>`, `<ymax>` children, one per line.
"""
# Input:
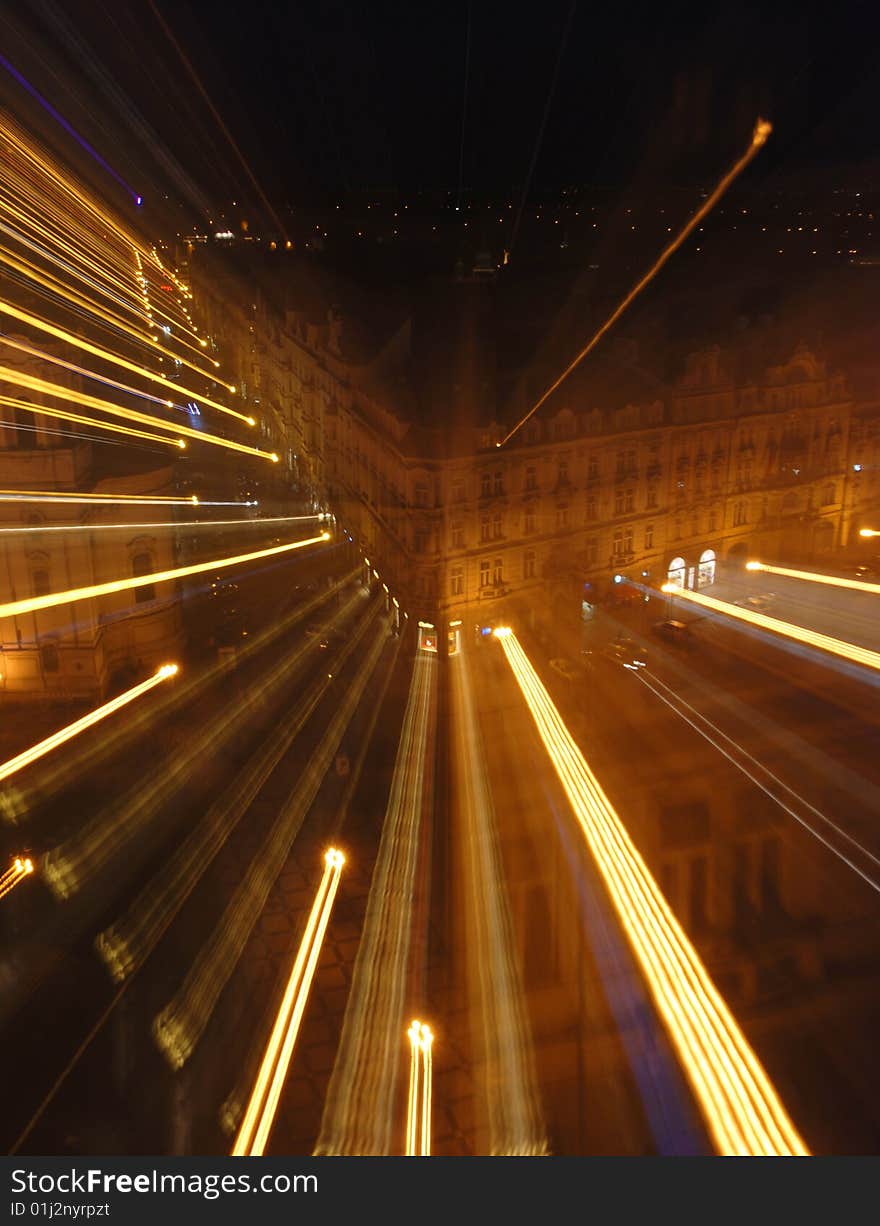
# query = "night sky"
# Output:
<box><xmin>2</xmin><ymin>1</ymin><xmax>880</xmax><ymax>223</ymax></box>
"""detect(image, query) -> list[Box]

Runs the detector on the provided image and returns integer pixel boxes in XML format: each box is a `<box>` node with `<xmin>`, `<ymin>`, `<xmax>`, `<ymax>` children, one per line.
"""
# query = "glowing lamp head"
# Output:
<box><xmin>321</xmin><ymin>531</ymin><xmax>331</xmax><ymax>540</ymax></box>
<box><xmin>246</xmin><ymin>416</ymin><xmax>256</xmax><ymax>426</ymax></box>
<box><xmin>177</xmin><ymin>440</ymin><xmax>186</xmax><ymax>449</ymax></box>
<box><xmin>135</xmin><ymin>195</ymin><xmax>143</xmax><ymax>207</ymax></box>
<box><xmin>199</xmin><ymin>339</ymin><xmax>208</xmax><ymax>348</ymax></box>
<box><xmin>24</xmin><ymin>858</ymin><xmax>33</xmax><ymax>873</ymax></box>
<box><xmin>229</xmin><ymin>385</ymin><xmax>237</xmax><ymax>394</ymax></box>
<box><xmin>745</xmin><ymin>561</ymin><xmax>762</xmax><ymax>571</ymax></box>
<box><xmin>157</xmin><ymin>663</ymin><xmax>179</xmax><ymax>679</ymax></box>
<box><xmin>325</xmin><ymin>847</ymin><xmax>345</xmax><ymax>870</ymax></box>
<box><xmin>190</xmin><ymin>495</ymin><xmax>199</xmax><ymax>505</ymax></box>
<box><xmin>660</xmin><ymin>583</ymin><xmax>676</xmax><ymax>593</ymax></box>
<box><xmin>270</xmin><ymin>453</ymin><xmax>279</xmax><ymax>463</ymax></box>
<box><xmin>493</xmin><ymin>626</ymin><xmax>512</xmax><ymax>639</ymax></box>
<box><xmin>859</xmin><ymin>528</ymin><xmax>878</xmax><ymax>538</ymax></box>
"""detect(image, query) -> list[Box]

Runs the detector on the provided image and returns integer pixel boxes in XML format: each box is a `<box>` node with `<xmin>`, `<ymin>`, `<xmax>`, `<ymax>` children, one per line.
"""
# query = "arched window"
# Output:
<box><xmin>698</xmin><ymin>548</ymin><xmax>716</xmax><ymax>588</ymax></box>
<box><xmin>132</xmin><ymin>551</ymin><xmax>156</xmax><ymax>603</ymax></box>
<box><xmin>32</xmin><ymin>568</ymin><xmax>50</xmax><ymax>597</ymax></box>
<box><xmin>667</xmin><ymin>556</ymin><xmax>687</xmax><ymax>588</ymax></box>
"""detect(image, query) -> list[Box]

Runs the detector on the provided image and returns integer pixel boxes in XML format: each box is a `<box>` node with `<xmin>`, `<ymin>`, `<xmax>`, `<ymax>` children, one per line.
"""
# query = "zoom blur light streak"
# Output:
<box><xmin>0</xmin><ymin>302</ymin><xmax>253</xmax><ymax>426</ymax></box>
<box><xmin>0</xmin><ymin>532</ymin><xmax>329</xmax><ymax>620</ymax></box>
<box><xmin>859</xmin><ymin>529</ymin><xmax>880</xmax><ymax>539</ymax></box>
<box><xmin>0</xmin><ymin>491</ymin><xmax>250</xmax><ymax>508</ymax></box>
<box><xmin>494</xmin><ymin>627</ymin><xmax>807</xmax><ymax>1156</ymax></box>
<box><xmin>0</xmin><ymin>394</ymin><xmax>184</xmax><ymax>451</ymax></box>
<box><xmin>662</xmin><ymin>583</ymin><xmax>880</xmax><ymax>672</ymax></box>
<box><xmin>405</xmin><ymin>1021</ymin><xmax>433</xmax><ymax>1157</ymax></box>
<box><xmin>232</xmin><ymin>850</ymin><xmax>345</xmax><ymax>1156</ymax></box>
<box><xmin>0</xmin><ymin>857</ymin><xmax>34</xmax><ymax>901</ymax></box>
<box><xmin>746</xmin><ymin>559</ymin><xmax>880</xmax><ymax>596</ymax></box>
<box><xmin>0</xmin><ymin>665</ymin><xmax>178</xmax><ymax>785</ymax></box>
<box><xmin>0</xmin><ymin>514</ymin><xmax>322</xmax><ymax>537</ymax></box>
<box><xmin>0</xmin><ymin>369</ymin><xmax>271</xmax><ymax>460</ymax></box>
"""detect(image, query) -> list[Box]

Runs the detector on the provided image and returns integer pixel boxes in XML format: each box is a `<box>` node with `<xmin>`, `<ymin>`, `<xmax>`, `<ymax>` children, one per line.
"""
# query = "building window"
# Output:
<box><xmin>586</xmin><ymin>494</ymin><xmax>597</xmax><ymax>521</ymax></box>
<box><xmin>524</xmin><ymin>549</ymin><xmax>536</xmax><ymax>579</ymax></box>
<box><xmin>525</xmin><ymin>466</ymin><xmax>537</xmax><ymax>492</ymax></box>
<box><xmin>492</xmin><ymin>558</ymin><xmax>503</xmax><ymax>586</ymax></box>
<box><xmin>615</xmin><ymin>451</ymin><xmax>626</xmax><ymax>477</ymax></box>
<box><xmin>558</xmin><ymin>459</ymin><xmax>569</xmax><ymax>485</ymax></box>
<box><xmin>625</xmin><ymin>488</ymin><xmax>635</xmax><ymax>513</ymax></box>
<box><xmin>479</xmin><ymin>559</ymin><xmax>490</xmax><ymax>587</ymax></box>
<box><xmin>32</xmin><ymin>568</ymin><xmax>50</xmax><ymax>597</ymax></box>
<box><xmin>452</xmin><ymin>479</ymin><xmax>466</xmax><ymax>502</ymax></box>
<box><xmin>480</xmin><ymin>515</ymin><xmax>490</xmax><ymax>543</ymax></box>
<box><xmin>821</xmin><ymin>483</ymin><xmax>835</xmax><ymax>506</ymax></box>
<box><xmin>493</xmin><ymin>471</ymin><xmax>504</xmax><ymax>496</ymax></box>
<box><xmin>733</xmin><ymin>500</ymin><xmax>748</xmax><ymax>527</ymax></box>
<box><xmin>414</xmin><ymin>482</ymin><xmax>428</xmax><ymax>508</ymax></box>
<box><xmin>644</xmin><ymin>523</ymin><xmax>654</xmax><ymax>549</ymax></box>
<box><xmin>587</xmin><ymin>455</ymin><xmax>599</xmax><ymax>480</ymax></box>
<box><xmin>40</xmin><ymin>641</ymin><xmax>60</xmax><ymax>673</ymax></box>
<box><xmin>556</xmin><ymin>506</ymin><xmax>569</xmax><ymax>530</ymax></box>
<box><xmin>132</xmin><ymin>551</ymin><xmax>156</xmax><ymax>602</ymax></box>
<box><xmin>612</xmin><ymin>531</ymin><xmax>624</xmax><ymax>557</ymax></box>
<box><xmin>624</xmin><ymin>527</ymin><xmax>633</xmax><ymax>553</ymax></box>
<box><xmin>646</xmin><ymin>484</ymin><xmax>658</xmax><ymax>509</ymax></box>
<box><xmin>524</xmin><ymin>508</ymin><xmax>536</xmax><ymax>534</ymax></box>
<box><xmin>451</xmin><ymin>567</ymin><xmax>464</xmax><ymax>596</ymax></box>
<box><xmin>413</xmin><ymin>530</ymin><xmax>427</xmax><ymax>554</ymax></box>
<box><xmin>586</xmin><ymin>536</ymin><xmax>598</xmax><ymax>565</ymax></box>
<box><xmin>614</xmin><ymin>489</ymin><xmax>624</xmax><ymax>515</ymax></box>
<box><xmin>480</xmin><ymin>472</ymin><xmax>491</xmax><ymax>498</ymax></box>
<box><xmin>708</xmin><ymin>510</ymin><xmax>717</xmax><ymax>532</ymax></box>
<box><xmin>451</xmin><ymin>522</ymin><xmax>464</xmax><ymax>549</ymax></box>
<box><xmin>492</xmin><ymin>513</ymin><xmax>503</xmax><ymax>539</ymax></box>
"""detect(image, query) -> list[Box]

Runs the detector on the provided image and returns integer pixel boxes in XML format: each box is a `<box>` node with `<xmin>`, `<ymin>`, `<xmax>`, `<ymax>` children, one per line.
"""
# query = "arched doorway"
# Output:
<box><xmin>667</xmin><ymin>556</ymin><xmax>687</xmax><ymax>589</ymax></box>
<box><xmin>698</xmin><ymin>548</ymin><xmax>716</xmax><ymax>588</ymax></box>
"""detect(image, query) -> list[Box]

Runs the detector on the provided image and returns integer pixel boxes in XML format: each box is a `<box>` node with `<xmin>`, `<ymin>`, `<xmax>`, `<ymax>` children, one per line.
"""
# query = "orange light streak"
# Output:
<box><xmin>495</xmin><ymin>628</ymin><xmax>807</xmax><ymax>1155</ymax></box>
<box><xmin>499</xmin><ymin>118</ymin><xmax>772</xmax><ymax>446</ymax></box>
<box><xmin>0</xmin><ymin>532</ymin><xmax>329</xmax><ymax>620</ymax></box>
<box><xmin>663</xmin><ymin>583</ymin><xmax>880</xmax><ymax>671</ymax></box>
<box><xmin>746</xmin><ymin>559</ymin><xmax>880</xmax><ymax>596</ymax></box>
<box><xmin>0</xmin><ymin>666</ymin><xmax>178</xmax><ymax>785</ymax></box>
<box><xmin>0</xmin><ymin>857</ymin><xmax>34</xmax><ymax>901</ymax></box>
<box><xmin>232</xmin><ymin>849</ymin><xmax>345</xmax><ymax>1156</ymax></box>
<box><xmin>0</xmin><ymin>394</ymin><xmax>183</xmax><ymax>451</ymax></box>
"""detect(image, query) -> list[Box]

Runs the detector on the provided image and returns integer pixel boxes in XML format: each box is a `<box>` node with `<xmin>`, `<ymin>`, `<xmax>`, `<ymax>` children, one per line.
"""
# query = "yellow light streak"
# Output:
<box><xmin>0</xmin><ymin>532</ymin><xmax>329</xmax><ymax>620</ymax></box>
<box><xmin>0</xmin><ymin>857</ymin><xmax>34</xmax><ymax>901</ymax></box>
<box><xmin>747</xmin><ymin>558</ymin><xmax>880</xmax><ymax>595</ymax></box>
<box><xmin>0</xmin><ymin>372</ymin><xmax>273</xmax><ymax>462</ymax></box>
<box><xmin>0</xmin><ymin>394</ymin><xmax>183</xmax><ymax>452</ymax></box>
<box><xmin>405</xmin><ymin>1020</ymin><xmax>433</xmax><ymax>1156</ymax></box>
<box><xmin>0</xmin><ymin>666</ymin><xmax>178</xmax><ymax>785</ymax></box>
<box><xmin>499</xmin><ymin>118</ymin><xmax>773</xmax><ymax>447</ymax></box>
<box><xmin>662</xmin><ymin>583</ymin><xmax>880</xmax><ymax>671</ymax></box>
<box><xmin>0</xmin><ymin>301</ymin><xmax>255</xmax><ymax>426</ymax></box>
<box><xmin>859</xmin><ymin>529</ymin><xmax>880</xmax><ymax>538</ymax></box>
<box><xmin>232</xmin><ymin>849</ymin><xmax>345</xmax><ymax>1156</ymax></box>
<box><xmin>0</xmin><ymin>490</ymin><xmax>201</xmax><ymax>507</ymax></box>
<box><xmin>495</xmin><ymin>628</ymin><xmax>807</xmax><ymax>1155</ymax></box>
<box><xmin>0</xmin><ymin>513</ymin><xmax>321</xmax><ymax>536</ymax></box>
<box><xmin>0</xmin><ymin>333</ymin><xmax>188</xmax><ymax>414</ymax></box>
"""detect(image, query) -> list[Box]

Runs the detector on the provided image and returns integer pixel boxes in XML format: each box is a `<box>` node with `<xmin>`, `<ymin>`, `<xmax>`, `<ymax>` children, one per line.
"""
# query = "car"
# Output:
<box><xmin>549</xmin><ymin>658</ymin><xmax>578</xmax><ymax>681</ymax></box>
<box><xmin>603</xmin><ymin>636</ymin><xmax>648</xmax><ymax>670</ymax></box>
<box><xmin>734</xmin><ymin>594</ymin><xmax>775</xmax><ymax>611</ymax></box>
<box><xmin>844</xmin><ymin>563</ymin><xmax>880</xmax><ymax>580</ymax></box>
<box><xmin>652</xmin><ymin>619</ymin><xmax>694</xmax><ymax>647</ymax></box>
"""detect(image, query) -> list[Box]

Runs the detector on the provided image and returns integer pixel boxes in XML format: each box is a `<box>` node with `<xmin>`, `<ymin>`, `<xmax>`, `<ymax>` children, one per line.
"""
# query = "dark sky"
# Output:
<box><xmin>3</xmin><ymin>1</ymin><xmax>880</xmax><ymax>223</ymax></box>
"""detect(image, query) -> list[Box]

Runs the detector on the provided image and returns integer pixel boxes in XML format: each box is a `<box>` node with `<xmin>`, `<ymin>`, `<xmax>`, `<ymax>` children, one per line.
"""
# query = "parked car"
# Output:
<box><xmin>652</xmin><ymin>619</ymin><xmax>694</xmax><ymax>648</ymax></box>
